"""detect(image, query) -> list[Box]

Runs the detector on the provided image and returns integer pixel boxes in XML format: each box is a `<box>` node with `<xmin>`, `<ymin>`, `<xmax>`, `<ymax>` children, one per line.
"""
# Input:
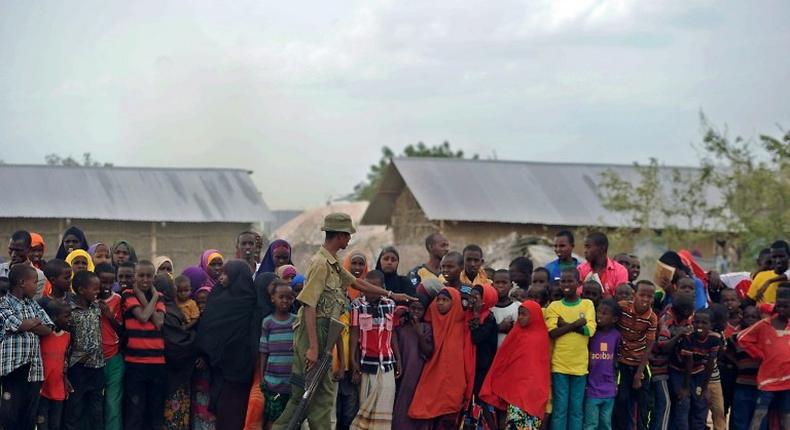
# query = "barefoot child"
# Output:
<box><xmin>259</xmin><ymin>280</ymin><xmax>296</xmax><ymax>429</ymax></box>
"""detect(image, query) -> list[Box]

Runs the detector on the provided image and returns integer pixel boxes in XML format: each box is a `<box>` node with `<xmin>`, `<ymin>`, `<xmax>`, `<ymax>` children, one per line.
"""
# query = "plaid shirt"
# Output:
<box><xmin>351</xmin><ymin>296</ymin><xmax>396</xmax><ymax>373</ymax></box>
<box><xmin>0</xmin><ymin>294</ymin><xmax>54</xmax><ymax>381</ymax></box>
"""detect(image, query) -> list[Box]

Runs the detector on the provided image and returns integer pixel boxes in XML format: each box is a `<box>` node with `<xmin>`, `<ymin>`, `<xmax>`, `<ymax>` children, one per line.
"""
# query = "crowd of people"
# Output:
<box><xmin>0</xmin><ymin>213</ymin><xmax>788</xmax><ymax>430</ymax></box>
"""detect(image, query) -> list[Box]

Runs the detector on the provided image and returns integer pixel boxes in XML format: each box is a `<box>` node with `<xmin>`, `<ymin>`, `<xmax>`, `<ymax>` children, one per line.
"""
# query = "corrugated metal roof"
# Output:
<box><xmin>361</xmin><ymin>158</ymin><xmax>722</xmax><ymax>229</ymax></box>
<box><xmin>0</xmin><ymin>164</ymin><xmax>272</xmax><ymax>223</ymax></box>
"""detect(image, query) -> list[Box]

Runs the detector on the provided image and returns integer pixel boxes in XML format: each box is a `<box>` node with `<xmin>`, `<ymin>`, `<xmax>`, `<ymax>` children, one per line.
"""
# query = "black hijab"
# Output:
<box><xmin>55</xmin><ymin>226</ymin><xmax>89</xmax><ymax>260</ymax></box>
<box><xmin>196</xmin><ymin>259</ymin><xmax>262</xmax><ymax>384</ymax></box>
<box><xmin>375</xmin><ymin>246</ymin><xmax>416</xmax><ymax>296</ymax></box>
<box><xmin>156</xmin><ymin>275</ymin><xmax>197</xmax><ymax>393</ymax></box>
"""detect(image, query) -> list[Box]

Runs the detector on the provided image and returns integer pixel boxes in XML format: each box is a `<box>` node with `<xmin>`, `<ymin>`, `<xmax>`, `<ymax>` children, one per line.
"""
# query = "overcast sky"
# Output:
<box><xmin>1</xmin><ymin>1</ymin><xmax>788</xmax><ymax>209</ymax></box>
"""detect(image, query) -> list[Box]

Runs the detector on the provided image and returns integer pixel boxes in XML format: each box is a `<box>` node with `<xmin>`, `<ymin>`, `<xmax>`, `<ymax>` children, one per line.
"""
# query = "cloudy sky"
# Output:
<box><xmin>1</xmin><ymin>1</ymin><xmax>788</xmax><ymax>209</ymax></box>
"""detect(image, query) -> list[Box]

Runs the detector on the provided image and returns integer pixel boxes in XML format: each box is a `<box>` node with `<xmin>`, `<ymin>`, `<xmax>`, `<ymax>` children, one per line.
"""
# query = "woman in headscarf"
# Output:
<box><xmin>255</xmin><ymin>239</ymin><xmax>292</xmax><ymax>277</ymax></box>
<box><xmin>200</xmin><ymin>250</ymin><xmax>224</xmax><ymax>284</ymax></box>
<box><xmin>480</xmin><ymin>300</ymin><xmax>550</xmax><ymax>430</ymax></box>
<box><xmin>87</xmin><ymin>242</ymin><xmax>111</xmax><ymax>266</ymax></box>
<box><xmin>182</xmin><ymin>265</ymin><xmax>211</xmax><ymax>296</ymax></box>
<box><xmin>55</xmin><ymin>226</ymin><xmax>89</xmax><ymax>260</ymax></box>
<box><xmin>65</xmin><ymin>249</ymin><xmax>95</xmax><ymax>274</ymax></box>
<box><xmin>156</xmin><ymin>274</ymin><xmax>198</xmax><ymax>430</ymax></box>
<box><xmin>375</xmin><ymin>246</ymin><xmax>416</xmax><ymax>297</ymax></box>
<box><xmin>196</xmin><ymin>260</ymin><xmax>263</xmax><ymax>430</ymax></box>
<box><xmin>342</xmin><ymin>251</ymin><xmax>368</xmax><ymax>301</ymax></box>
<box><xmin>153</xmin><ymin>255</ymin><xmax>175</xmax><ymax>277</ymax></box>
<box><xmin>409</xmin><ymin>288</ymin><xmax>473</xmax><ymax>428</ymax></box>
<box><xmin>111</xmin><ymin>240</ymin><xmax>138</xmax><ymax>266</ymax></box>
<box><xmin>29</xmin><ymin>232</ymin><xmax>46</xmax><ymax>270</ymax></box>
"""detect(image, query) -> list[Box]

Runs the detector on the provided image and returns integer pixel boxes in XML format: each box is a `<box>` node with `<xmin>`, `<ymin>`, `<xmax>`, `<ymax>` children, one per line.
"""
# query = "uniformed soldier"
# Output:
<box><xmin>273</xmin><ymin>213</ymin><xmax>415</xmax><ymax>430</ymax></box>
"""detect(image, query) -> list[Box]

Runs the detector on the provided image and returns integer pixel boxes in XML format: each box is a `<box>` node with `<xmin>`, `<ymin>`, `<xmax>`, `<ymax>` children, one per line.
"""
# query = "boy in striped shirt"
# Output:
<box><xmin>259</xmin><ymin>280</ymin><xmax>296</xmax><ymax>428</ymax></box>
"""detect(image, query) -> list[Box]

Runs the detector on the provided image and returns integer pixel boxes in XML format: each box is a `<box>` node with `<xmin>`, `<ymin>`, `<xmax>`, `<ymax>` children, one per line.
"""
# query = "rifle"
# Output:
<box><xmin>286</xmin><ymin>317</ymin><xmax>346</xmax><ymax>430</ymax></box>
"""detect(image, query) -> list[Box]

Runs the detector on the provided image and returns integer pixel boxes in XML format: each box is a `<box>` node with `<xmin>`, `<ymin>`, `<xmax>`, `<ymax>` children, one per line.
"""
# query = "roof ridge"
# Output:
<box><xmin>391</xmin><ymin>157</ymin><xmax>700</xmax><ymax>171</ymax></box>
<box><xmin>0</xmin><ymin>163</ymin><xmax>253</xmax><ymax>173</ymax></box>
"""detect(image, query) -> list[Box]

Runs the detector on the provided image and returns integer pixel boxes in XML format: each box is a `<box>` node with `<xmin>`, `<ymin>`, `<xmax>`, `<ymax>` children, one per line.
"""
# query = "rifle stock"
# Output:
<box><xmin>286</xmin><ymin>318</ymin><xmax>346</xmax><ymax>430</ymax></box>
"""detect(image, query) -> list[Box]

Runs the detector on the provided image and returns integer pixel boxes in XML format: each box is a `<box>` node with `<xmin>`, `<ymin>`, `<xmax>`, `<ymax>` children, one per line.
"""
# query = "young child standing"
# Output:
<box><xmin>43</xmin><ymin>259</ymin><xmax>74</xmax><ymax>303</ymax></box>
<box><xmin>0</xmin><ymin>264</ymin><xmax>54</xmax><ymax>429</ymax></box>
<box><xmin>174</xmin><ymin>275</ymin><xmax>200</xmax><ymax>329</ymax></box>
<box><xmin>545</xmin><ymin>267</ymin><xmax>597</xmax><ymax>430</ymax></box>
<box><xmin>727</xmin><ymin>305</ymin><xmax>761</xmax><ymax>429</ymax></box>
<box><xmin>64</xmin><ymin>270</ymin><xmax>105</xmax><ymax>430</ymax></box>
<box><xmin>582</xmin><ymin>280</ymin><xmax>604</xmax><ymax>308</ymax></box>
<box><xmin>614</xmin><ymin>280</ymin><xmax>657</xmax><ymax>430</ymax></box>
<box><xmin>122</xmin><ymin>260</ymin><xmax>166</xmax><ymax>430</ymax></box>
<box><xmin>480</xmin><ymin>299</ymin><xmax>551</xmax><ymax>430</ymax></box>
<box><xmin>583</xmin><ymin>298</ymin><xmax>621</xmax><ymax>430</ymax></box>
<box><xmin>649</xmin><ymin>294</ymin><xmax>694</xmax><ymax>430</ymax></box>
<box><xmin>36</xmin><ymin>301</ymin><xmax>72</xmax><ymax>430</ymax></box>
<box><xmin>491</xmin><ymin>269</ymin><xmax>521</xmax><ymax>347</ymax></box>
<box><xmin>668</xmin><ymin>309</ymin><xmax>721</xmax><ymax>430</ymax></box>
<box><xmin>393</xmin><ymin>297</ymin><xmax>434</xmax><ymax>430</ymax></box>
<box><xmin>738</xmin><ymin>285</ymin><xmax>790</xmax><ymax>430</ymax></box>
<box><xmin>259</xmin><ymin>280</ymin><xmax>296</xmax><ymax>429</ymax></box>
<box><xmin>349</xmin><ymin>270</ymin><xmax>400</xmax><ymax>430</ymax></box>
<box><xmin>95</xmin><ymin>262</ymin><xmax>123</xmax><ymax>430</ymax></box>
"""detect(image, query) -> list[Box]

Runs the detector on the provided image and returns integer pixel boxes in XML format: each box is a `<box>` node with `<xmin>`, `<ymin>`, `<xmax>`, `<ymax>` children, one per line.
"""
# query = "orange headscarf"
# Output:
<box><xmin>479</xmin><ymin>300</ymin><xmax>550</xmax><ymax>419</ymax></box>
<box><xmin>409</xmin><ymin>288</ymin><xmax>472</xmax><ymax>419</ymax></box>
<box><xmin>342</xmin><ymin>251</ymin><xmax>368</xmax><ymax>301</ymax></box>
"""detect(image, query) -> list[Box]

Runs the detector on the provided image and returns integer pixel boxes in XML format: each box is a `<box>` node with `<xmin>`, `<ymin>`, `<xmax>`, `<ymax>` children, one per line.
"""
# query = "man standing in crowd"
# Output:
<box><xmin>0</xmin><ymin>230</ymin><xmax>47</xmax><ymax>299</ymax></box>
<box><xmin>578</xmin><ymin>232</ymin><xmax>628</xmax><ymax>297</ymax></box>
<box><xmin>273</xmin><ymin>213</ymin><xmax>414</xmax><ymax>430</ymax></box>
<box><xmin>408</xmin><ymin>232</ymin><xmax>449</xmax><ymax>288</ymax></box>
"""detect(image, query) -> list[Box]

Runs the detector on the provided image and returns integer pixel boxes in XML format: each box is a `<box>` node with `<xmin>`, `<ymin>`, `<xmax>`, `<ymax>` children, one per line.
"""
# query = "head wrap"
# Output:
<box><xmin>256</xmin><ymin>239</ymin><xmax>292</xmax><ymax>276</ymax></box>
<box><xmin>56</xmin><ymin>226</ymin><xmax>89</xmax><ymax>260</ymax></box>
<box><xmin>291</xmin><ymin>274</ymin><xmax>305</xmax><ymax>288</ymax></box>
<box><xmin>196</xmin><ymin>260</ymin><xmax>262</xmax><ymax>384</ymax></box>
<box><xmin>65</xmin><ymin>249</ymin><xmax>95</xmax><ymax>274</ymax></box>
<box><xmin>87</xmin><ymin>242</ymin><xmax>110</xmax><ymax>262</ymax></box>
<box><xmin>479</xmin><ymin>300</ymin><xmax>550</xmax><ymax>419</ymax></box>
<box><xmin>343</xmin><ymin>251</ymin><xmax>368</xmax><ymax>300</ymax></box>
<box><xmin>111</xmin><ymin>240</ymin><xmax>138</xmax><ymax>265</ymax></box>
<box><xmin>200</xmin><ymin>250</ymin><xmax>223</xmax><ymax>271</ymax></box>
<box><xmin>375</xmin><ymin>246</ymin><xmax>414</xmax><ymax>296</ymax></box>
<box><xmin>182</xmin><ymin>265</ymin><xmax>211</xmax><ymax>296</ymax></box>
<box><xmin>30</xmin><ymin>233</ymin><xmax>46</xmax><ymax>251</ymax></box>
<box><xmin>275</xmin><ymin>264</ymin><xmax>297</xmax><ymax>280</ymax></box>
<box><xmin>153</xmin><ymin>255</ymin><xmax>174</xmax><ymax>274</ymax></box>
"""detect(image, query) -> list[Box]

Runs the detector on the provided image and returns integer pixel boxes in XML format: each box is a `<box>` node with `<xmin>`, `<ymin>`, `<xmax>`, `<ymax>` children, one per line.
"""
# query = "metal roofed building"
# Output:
<box><xmin>0</xmin><ymin>164</ymin><xmax>273</xmax><ymax>269</ymax></box>
<box><xmin>361</xmin><ymin>157</ymin><xmax>723</xmax><ymax>253</ymax></box>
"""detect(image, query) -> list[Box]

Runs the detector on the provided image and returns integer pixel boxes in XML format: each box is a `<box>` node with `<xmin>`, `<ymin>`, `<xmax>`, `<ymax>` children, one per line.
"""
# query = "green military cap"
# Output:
<box><xmin>321</xmin><ymin>212</ymin><xmax>356</xmax><ymax>234</ymax></box>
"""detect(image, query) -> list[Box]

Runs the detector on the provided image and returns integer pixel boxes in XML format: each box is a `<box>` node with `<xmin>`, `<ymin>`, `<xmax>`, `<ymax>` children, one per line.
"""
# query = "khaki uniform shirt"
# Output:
<box><xmin>296</xmin><ymin>247</ymin><xmax>357</xmax><ymax>324</ymax></box>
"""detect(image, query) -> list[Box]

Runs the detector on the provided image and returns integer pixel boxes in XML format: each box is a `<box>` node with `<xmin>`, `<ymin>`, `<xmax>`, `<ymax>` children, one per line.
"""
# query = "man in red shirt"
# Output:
<box><xmin>578</xmin><ymin>232</ymin><xmax>629</xmax><ymax>297</ymax></box>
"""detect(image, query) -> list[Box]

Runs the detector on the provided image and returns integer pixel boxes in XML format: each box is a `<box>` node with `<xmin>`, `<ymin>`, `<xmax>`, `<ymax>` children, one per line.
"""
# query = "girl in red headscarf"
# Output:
<box><xmin>409</xmin><ymin>287</ymin><xmax>473</xmax><ymax>429</ymax></box>
<box><xmin>480</xmin><ymin>300</ymin><xmax>550</xmax><ymax>430</ymax></box>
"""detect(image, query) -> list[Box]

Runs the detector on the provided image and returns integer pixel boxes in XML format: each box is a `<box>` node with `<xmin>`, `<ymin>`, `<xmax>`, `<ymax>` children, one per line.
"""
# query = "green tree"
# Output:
<box><xmin>598</xmin><ymin>114</ymin><xmax>789</xmax><ymax>267</ymax></box>
<box><xmin>352</xmin><ymin>141</ymin><xmax>477</xmax><ymax>200</ymax></box>
<box><xmin>45</xmin><ymin>152</ymin><xmax>113</xmax><ymax>167</ymax></box>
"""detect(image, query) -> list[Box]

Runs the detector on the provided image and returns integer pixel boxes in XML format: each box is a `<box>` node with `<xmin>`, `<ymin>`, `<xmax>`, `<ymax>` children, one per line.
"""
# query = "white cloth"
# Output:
<box><xmin>491</xmin><ymin>301</ymin><xmax>521</xmax><ymax>347</ymax></box>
